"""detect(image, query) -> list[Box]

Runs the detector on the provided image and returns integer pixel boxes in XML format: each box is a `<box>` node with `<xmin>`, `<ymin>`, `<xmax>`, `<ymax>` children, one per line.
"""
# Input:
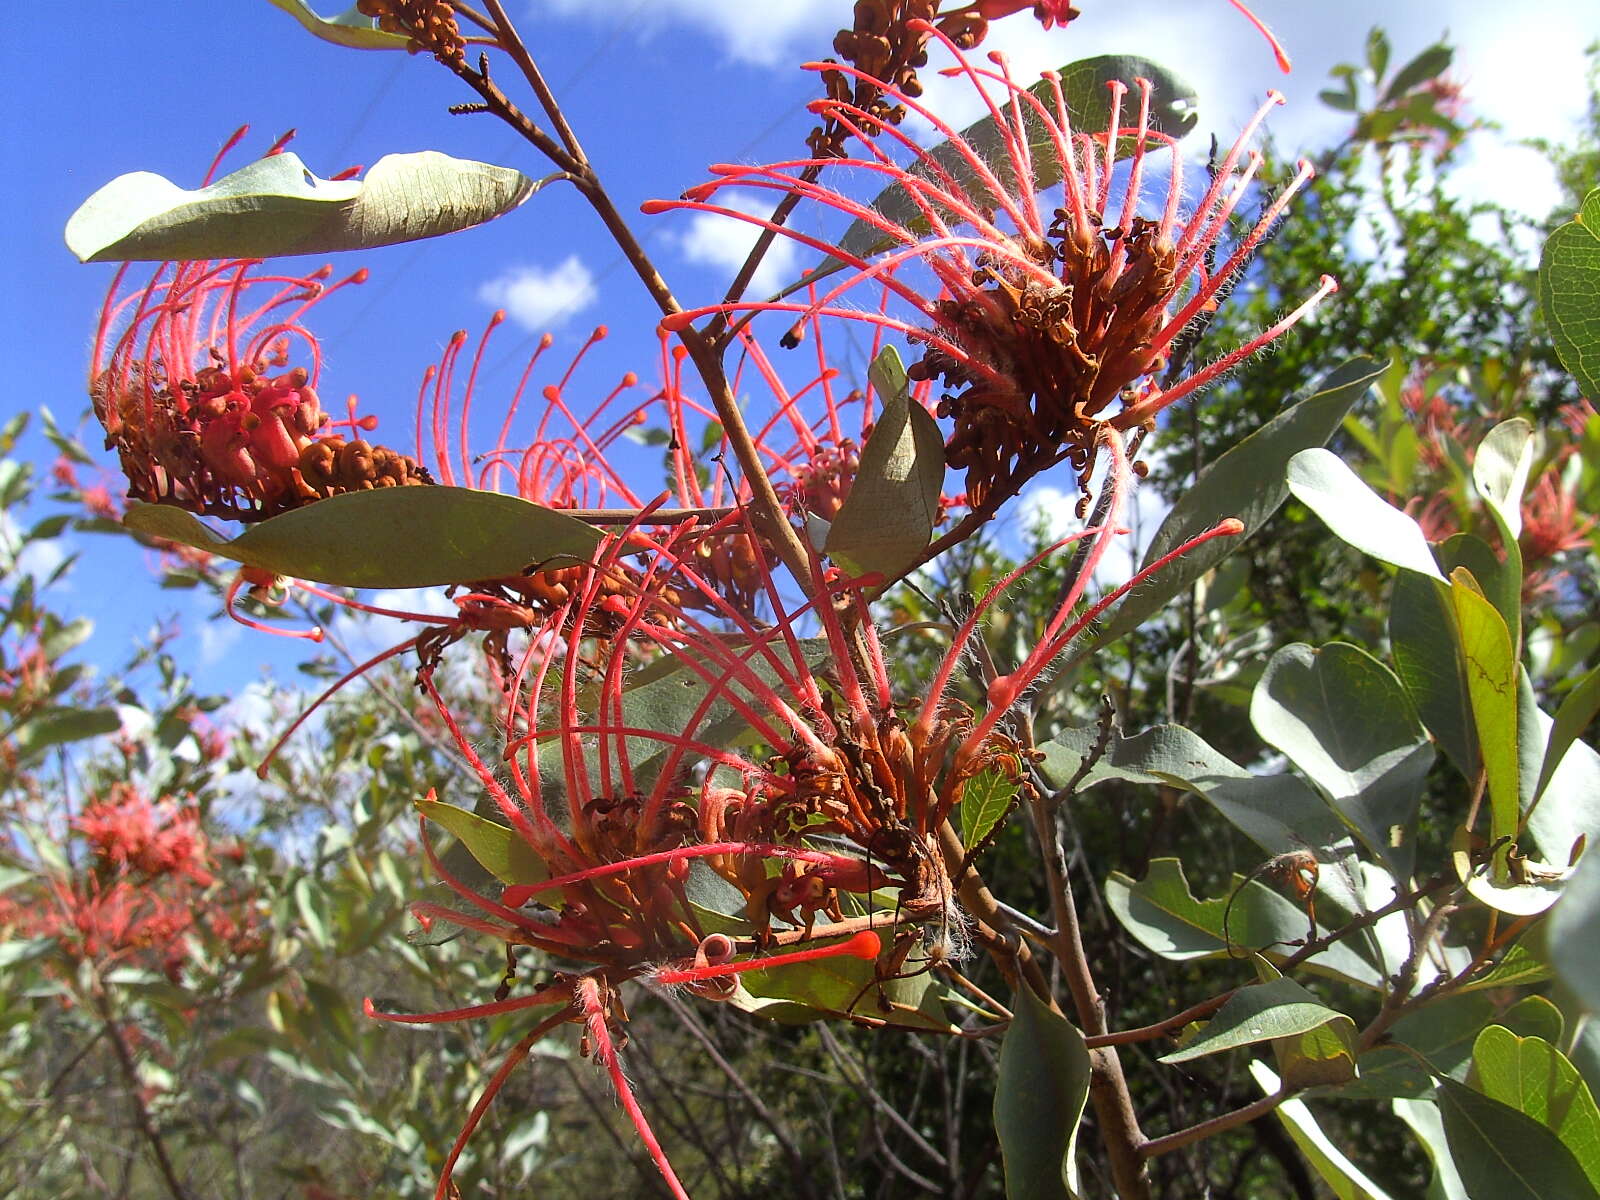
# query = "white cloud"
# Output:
<box><xmin>673</xmin><ymin>190</ymin><xmax>803</xmax><ymax>296</ymax></box>
<box><xmin>477</xmin><ymin>256</ymin><xmax>598</xmax><ymax>332</ymax></box>
<box><xmin>533</xmin><ymin>0</ymin><xmax>837</xmax><ymax>67</ymax></box>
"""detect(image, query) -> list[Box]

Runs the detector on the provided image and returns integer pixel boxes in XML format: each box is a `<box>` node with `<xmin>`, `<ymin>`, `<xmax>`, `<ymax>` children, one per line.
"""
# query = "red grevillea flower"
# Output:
<box><xmin>366</xmin><ymin>429</ymin><xmax>1244</xmax><ymax>1198</ymax></box>
<box><xmin>90</xmin><ymin>130</ymin><xmax>428</xmax><ymax>521</ymax></box>
<box><xmin>650</xmin><ymin>21</ymin><xmax>1333</xmax><ymax>510</ymax></box>
<box><xmin>73</xmin><ymin>783</ymin><xmax>214</xmax><ymax>886</ymax></box>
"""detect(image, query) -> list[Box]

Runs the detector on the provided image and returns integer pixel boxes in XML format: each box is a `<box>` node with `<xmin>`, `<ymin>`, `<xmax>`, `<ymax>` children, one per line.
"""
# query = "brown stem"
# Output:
<box><xmin>563</xmin><ymin>506</ymin><xmax>733</xmax><ymax>525</ymax></box>
<box><xmin>481</xmin><ymin>0</ymin><xmax>586</xmax><ymax>162</ymax></box>
<box><xmin>1085</xmin><ymin>991</ymin><xmax>1236</xmax><ymax>1049</ymax></box>
<box><xmin>93</xmin><ymin>986</ymin><xmax>191</xmax><ymax>1200</ymax></box>
<box><xmin>1140</xmin><ymin>1088</ymin><xmax>1292</xmax><ymax>1160</ymax></box>
<box><xmin>1022</xmin><ymin>786</ymin><xmax>1150</xmax><ymax>1199</ymax></box>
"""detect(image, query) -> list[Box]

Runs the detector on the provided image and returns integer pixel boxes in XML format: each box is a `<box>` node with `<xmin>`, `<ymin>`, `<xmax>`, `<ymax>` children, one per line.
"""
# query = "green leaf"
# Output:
<box><xmin>1533</xmin><ymin>663</ymin><xmax>1600</xmax><ymax>809</ymax></box>
<box><xmin>1454</xmin><ymin>943</ymin><xmax>1553</xmax><ymax>994</ymax></box>
<box><xmin>960</xmin><ymin>769</ymin><xmax>1019</xmax><ymax>851</ymax></box>
<box><xmin>1097</xmin><ymin>358</ymin><xmax>1383</xmax><ymax>646</ymax></box>
<box><xmin>1391</xmin><ymin>569</ymin><xmax>1479</xmax><ymax>781</ymax></box>
<box><xmin>730</xmin><ymin>938</ymin><xmax>954</xmax><ymax>1032</ymax></box>
<box><xmin>1449</xmin><ymin>572</ymin><xmax>1520</xmax><ymax>850</ymax></box>
<box><xmin>1104</xmin><ymin>859</ymin><xmax>1379</xmax><ymax>988</ymax></box>
<box><xmin>1160</xmin><ymin>976</ymin><xmax>1356</xmax><ymax>1064</ymax></box>
<box><xmin>1042</xmin><ymin>723</ymin><xmax>1374</xmax><ymax>929</ymax></box>
<box><xmin>1540</xmin><ymin>188</ymin><xmax>1600</xmax><ymax>398</ymax></box>
<box><xmin>1519</xmin><ymin>672</ymin><xmax>1600</xmax><ymax>865</ymax></box>
<box><xmin>1251</xmin><ymin>643</ymin><xmax>1431</xmax><ymax>877</ymax></box>
<box><xmin>1473</xmin><ymin>419</ymin><xmax>1534</xmax><ymax>544</ymax></box>
<box><xmin>121</xmin><ymin>488</ymin><xmax>603</xmax><ymax>588</ymax></box>
<box><xmin>1251</xmin><ymin>1063</ymin><xmax>1394</xmax><ymax>1200</ymax></box>
<box><xmin>264</xmin><ymin>0</ymin><xmax>411</xmax><ymax>48</ymax></box>
<box><xmin>1366</xmin><ymin>28</ymin><xmax>1392</xmax><ymax>80</ymax></box>
<box><xmin>1437</xmin><ymin>534</ymin><xmax>1520</xmax><ymax>657</ymax></box>
<box><xmin>837</xmin><ymin>55</ymin><xmax>1197</xmax><ymax>261</ymax></box>
<box><xmin>825</xmin><ymin>346</ymin><xmax>944</xmax><ymax>580</ymax></box>
<box><xmin>1437</xmin><ymin>1077</ymin><xmax>1598</xmax><ymax>1200</ymax></box>
<box><xmin>67</xmin><ymin>150</ymin><xmax>538</xmax><ymax>262</ymax></box>
<box><xmin>1550</xmin><ymin>848</ymin><xmax>1600</xmax><ymax>1013</ymax></box>
<box><xmin>1382</xmin><ymin>44</ymin><xmax>1453</xmax><ymax>103</ymax></box>
<box><xmin>1287</xmin><ymin>448</ymin><xmax>1444</xmax><ymax>579</ymax></box>
<box><xmin>1472</xmin><ymin>1027</ymin><xmax>1600</xmax><ymax>1193</ymax></box>
<box><xmin>11</xmin><ymin>706</ymin><xmax>122</xmax><ymax>758</ymax></box>
<box><xmin>995</xmin><ymin>983</ymin><xmax>1090</xmax><ymax>1200</ymax></box>
<box><xmin>417</xmin><ymin>798</ymin><xmax>548</xmax><ymax>886</ymax></box>
<box><xmin>1340</xmin><ymin>993</ymin><xmax>1560</xmax><ymax>1101</ymax></box>
<box><xmin>0</xmin><ymin>938</ymin><xmax>55</xmax><ymax>970</ymax></box>
<box><xmin>1394</xmin><ymin>1098</ymin><xmax>1470</xmax><ymax>1200</ymax></box>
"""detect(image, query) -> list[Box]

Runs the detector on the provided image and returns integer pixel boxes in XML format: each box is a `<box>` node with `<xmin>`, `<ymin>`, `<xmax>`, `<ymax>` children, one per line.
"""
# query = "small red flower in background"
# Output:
<box><xmin>73</xmin><ymin>782</ymin><xmax>214</xmax><ymax>886</ymax></box>
<box><xmin>651</xmin><ymin>22</ymin><xmax>1332</xmax><ymax>511</ymax></box>
<box><xmin>89</xmin><ymin>130</ymin><xmax>428</xmax><ymax>522</ymax></box>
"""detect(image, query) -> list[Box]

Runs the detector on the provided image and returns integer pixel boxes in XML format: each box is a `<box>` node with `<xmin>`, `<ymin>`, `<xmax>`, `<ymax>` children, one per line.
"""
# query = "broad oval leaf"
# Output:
<box><xmin>1437</xmin><ymin>1077</ymin><xmax>1599</xmax><ymax>1200</ymax></box>
<box><xmin>1097</xmin><ymin>358</ymin><xmax>1383</xmax><ymax>647</ymax></box>
<box><xmin>265</xmin><ymin>0</ymin><xmax>411</xmax><ymax>48</ymax></box>
<box><xmin>1159</xmin><ymin>976</ymin><xmax>1356</xmax><ymax>1064</ymax></box>
<box><xmin>1252</xmin><ymin>1062</ymin><xmax>1395</xmax><ymax>1200</ymax></box>
<box><xmin>995</xmin><ymin>983</ymin><xmax>1090</xmax><ymax>1200</ymax></box>
<box><xmin>825</xmin><ymin>346</ymin><xmax>944</xmax><ymax>580</ymax></box>
<box><xmin>1540</xmin><ymin>187</ymin><xmax>1600</xmax><ymax>398</ymax></box>
<box><xmin>1287</xmin><ymin>448</ymin><xmax>1444</xmax><ymax>579</ymax></box>
<box><xmin>837</xmin><ymin>55</ymin><xmax>1198</xmax><ymax>261</ymax></box>
<box><xmin>1251</xmin><ymin>642</ymin><xmax>1431</xmax><ymax>878</ymax></box>
<box><xmin>1473</xmin><ymin>419</ymin><xmax>1534</xmax><ymax>544</ymax></box>
<box><xmin>1550</xmin><ymin>847</ymin><xmax>1600</xmax><ymax>1014</ymax></box>
<box><xmin>417</xmin><ymin>798</ymin><xmax>548</xmax><ymax>887</ymax></box>
<box><xmin>1448</xmin><ymin>574</ymin><xmax>1519</xmax><ymax>849</ymax></box>
<box><xmin>1472</xmin><ymin>1027</ymin><xmax>1600</xmax><ymax>1193</ymax></box>
<box><xmin>121</xmin><ymin>488</ymin><xmax>603</xmax><ymax>588</ymax></box>
<box><xmin>1391</xmin><ymin>568</ymin><xmax>1479</xmax><ymax>782</ymax></box>
<box><xmin>1104</xmin><ymin>859</ymin><xmax>1379</xmax><ymax>988</ymax></box>
<box><xmin>12</xmin><ymin>706</ymin><xmax>122</xmax><ymax>758</ymax></box>
<box><xmin>67</xmin><ymin>151</ymin><xmax>538</xmax><ymax>263</ymax></box>
<box><xmin>1533</xmin><ymin>663</ymin><xmax>1600</xmax><ymax>809</ymax></box>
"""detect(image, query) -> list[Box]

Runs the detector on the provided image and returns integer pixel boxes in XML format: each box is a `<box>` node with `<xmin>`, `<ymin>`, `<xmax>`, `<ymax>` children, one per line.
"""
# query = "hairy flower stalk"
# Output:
<box><xmin>649</xmin><ymin>21</ymin><xmax>1335</xmax><ymax>511</ymax></box>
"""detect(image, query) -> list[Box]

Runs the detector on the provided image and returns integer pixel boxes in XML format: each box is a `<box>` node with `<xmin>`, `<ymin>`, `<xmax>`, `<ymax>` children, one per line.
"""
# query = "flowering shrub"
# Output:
<box><xmin>29</xmin><ymin>3</ymin><xmax>1600</xmax><ymax>1199</ymax></box>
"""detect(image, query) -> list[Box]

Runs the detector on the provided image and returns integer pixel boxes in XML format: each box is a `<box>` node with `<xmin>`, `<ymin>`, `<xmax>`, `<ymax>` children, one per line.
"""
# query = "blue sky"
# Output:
<box><xmin>3</xmin><ymin>0</ymin><xmax>1595</xmax><ymax>710</ymax></box>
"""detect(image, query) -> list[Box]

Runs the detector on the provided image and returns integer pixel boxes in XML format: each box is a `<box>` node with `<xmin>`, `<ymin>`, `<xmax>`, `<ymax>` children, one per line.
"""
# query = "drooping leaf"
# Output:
<box><xmin>417</xmin><ymin>798</ymin><xmax>548</xmax><ymax>887</ymax></box>
<box><xmin>960</xmin><ymin>769</ymin><xmax>1020</xmax><ymax>851</ymax></box>
<box><xmin>1160</xmin><ymin>976</ymin><xmax>1356</xmax><ymax>1064</ymax></box>
<box><xmin>67</xmin><ymin>151</ymin><xmax>538</xmax><ymax>262</ymax></box>
<box><xmin>1104</xmin><ymin>859</ymin><xmax>1379</xmax><ymax>988</ymax></box>
<box><xmin>995</xmin><ymin>983</ymin><xmax>1090</xmax><ymax>1200</ymax></box>
<box><xmin>1394</xmin><ymin>1098</ymin><xmax>1470</xmax><ymax>1200</ymax></box>
<box><xmin>1382</xmin><ymin>43</ymin><xmax>1454</xmax><ymax>102</ymax></box>
<box><xmin>121</xmin><ymin>488</ymin><xmax>603</xmax><ymax>588</ymax></box>
<box><xmin>1096</xmin><ymin>358</ymin><xmax>1383</xmax><ymax>646</ymax></box>
<box><xmin>1471</xmin><ymin>1027</ymin><xmax>1600</xmax><ymax>1192</ymax></box>
<box><xmin>1437</xmin><ymin>1077</ymin><xmax>1599</xmax><ymax>1200</ymax></box>
<box><xmin>825</xmin><ymin>346</ymin><xmax>944</xmax><ymax>580</ymax></box>
<box><xmin>1519</xmin><ymin>673</ymin><xmax>1600</xmax><ymax>866</ymax></box>
<box><xmin>1533</xmin><ymin>663</ymin><xmax>1600</xmax><ymax>809</ymax></box>
<box><xmin>837</xmin><ymin>55</ymin><xmax>1198</xmax><ymax>261</ymax></box>
<box><xmin>1540</xmin><ymin>187</ymin><xmax>1600</xmax><ymax>398</ymax></box>
<box><xmin>1251</xmin><ymin>642</ymin><xmax>1431</xmax><ymax>878</ymax></box>
<box><xmin>1448</xmin><ymin>572</ymin><xmax>1520</xmax><ymax>850</ymax></box>
<box><xmin>1391</xmin><ymin>568</ymin><xmax>1479</xmax><ymax>781</ymax></box>
<box><xmin>1251</xmin><ymin>1063</ymin><xmax>1394</xmax><ymax>1200</ymax></box>
<box><xmin>264</xmin><ymin>0</ymin><xmax>411</xmax><ymax>47</ymax></box>
<box><xmin>1287</xmin><ymin>448</ymin><xmax>1444</xmax><ymax>579</ymax></box>
<box><xmin>1550</xmin><ymin>848</ymin><xmax>1600</xmax><ymax>1013</ymax></box>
